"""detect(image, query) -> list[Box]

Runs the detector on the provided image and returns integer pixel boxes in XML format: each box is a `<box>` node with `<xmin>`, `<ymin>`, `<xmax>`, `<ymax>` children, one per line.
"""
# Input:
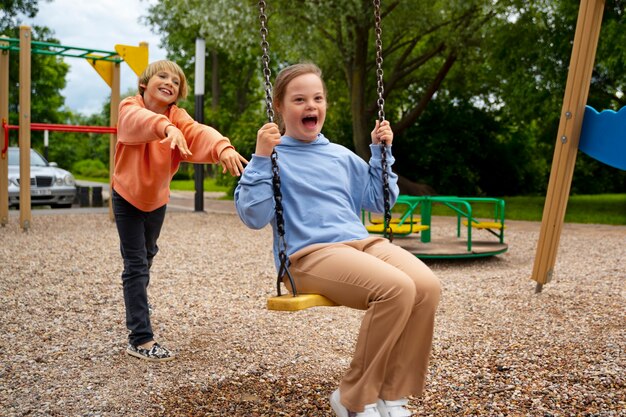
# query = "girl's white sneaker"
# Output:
<box><xmin>330</xmin><ymin>389</ymin><xmax>381</xmax><ymax>417</ymax></box>
<box><xmin>376</xmin><ymin>398</ymin><xmax>412</xmax><ymax>417</ymax></box>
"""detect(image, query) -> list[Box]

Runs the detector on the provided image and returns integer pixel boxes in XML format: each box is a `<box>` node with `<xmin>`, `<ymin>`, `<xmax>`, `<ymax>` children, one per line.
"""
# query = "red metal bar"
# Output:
<box><xmin>2</xmin><ymin>119</ymin><xmax>8</xmax><ymax>155</ymax></box>
<box><xmin>4</xmin><ymin>122</ymin><xmax>117</xmax><ymax>134</ymax></box>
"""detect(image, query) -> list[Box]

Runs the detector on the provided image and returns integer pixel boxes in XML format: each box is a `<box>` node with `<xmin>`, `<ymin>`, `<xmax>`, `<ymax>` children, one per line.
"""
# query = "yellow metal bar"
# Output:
<box><xmin>19</xmin><ymin>26</ymin><xmax>31</xmax><ymax>230</ymax></box>
<box><xmin>0</xmin><ymin>37</ymin><xmax>9</xmax><ymax>226</ymax></box>
<box><xmin>531</xmin><ymin>0</ymin><xmax>605</xmax><ymax>288</ymax></box>
<box><xmin>109</xmin><ymin>60</ymin><xmax>121</xmax><ymax>221</ymax></box>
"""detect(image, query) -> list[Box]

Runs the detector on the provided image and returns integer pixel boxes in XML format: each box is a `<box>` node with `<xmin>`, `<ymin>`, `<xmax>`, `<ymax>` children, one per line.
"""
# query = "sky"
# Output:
<box><xmin>21</xmin><ymin>0</ymin><xmax>168</xmax><ymax>115</ymax></box>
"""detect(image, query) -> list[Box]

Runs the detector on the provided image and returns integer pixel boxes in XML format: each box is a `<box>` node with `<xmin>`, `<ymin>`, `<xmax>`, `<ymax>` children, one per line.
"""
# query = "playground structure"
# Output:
<box><xmin>578</xmin><ymin>105</ymin><xmax>626</xmax><ymax>171</ymax></box>
<box><xmin>363</xmin><ymin>195</ymin><xmax>507</xmax><ymax>259</ymax></box>
<box><xmin>0</xmin><ymin>26</ymin><xmax>148</xmax><ymax>230</ymax></box>
<box><xmin>531</xmin><ymin>0</ymin><xmax>625</xmax><ymax>292</ymax></box>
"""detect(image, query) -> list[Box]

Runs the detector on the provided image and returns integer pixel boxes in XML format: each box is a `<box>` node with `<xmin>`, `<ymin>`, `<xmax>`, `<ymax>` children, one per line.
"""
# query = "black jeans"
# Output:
<box><xmin>112</xmin><ymin>189</ymin><xmax>167</xmax><ymax>346</ymax></box>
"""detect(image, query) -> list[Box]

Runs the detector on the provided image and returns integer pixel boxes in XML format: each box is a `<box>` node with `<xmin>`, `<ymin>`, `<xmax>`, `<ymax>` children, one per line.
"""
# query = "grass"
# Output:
<box><xmin>75</xmin><ymin>176</ymin><xmax>230</xmax><ymax>193</ymax></box>
<box><xmin>429</xmin><ymin>194</ymin><xmax>626</xmax><ymax>225</ymax></box>
<box><xmin>75</xmin><ymin>176</ymin><xmax>110</xmax><ymax>184</ymax></box>
<box><xmin>169</xmin><ymin>179</ymin><xmax>229</xmax><ymax>193</ymax></box>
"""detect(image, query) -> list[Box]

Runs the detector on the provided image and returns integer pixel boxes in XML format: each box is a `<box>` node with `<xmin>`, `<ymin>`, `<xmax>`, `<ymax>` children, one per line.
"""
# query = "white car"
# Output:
<box><xmin>7</xmin><ymin>147</ymin><xmax>77</xmax><ymax>208</ymax></box>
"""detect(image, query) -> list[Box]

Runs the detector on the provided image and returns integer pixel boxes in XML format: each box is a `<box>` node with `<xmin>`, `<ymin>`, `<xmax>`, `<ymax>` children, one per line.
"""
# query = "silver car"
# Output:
<box><xmin>8</xmin><ymin>147</ymin><xmax>77</xmax><ymax>208</ymax></box>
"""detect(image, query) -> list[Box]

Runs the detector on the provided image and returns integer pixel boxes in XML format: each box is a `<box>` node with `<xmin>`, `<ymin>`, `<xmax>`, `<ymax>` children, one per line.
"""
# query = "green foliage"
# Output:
<box><xmin>72</xmin><ymin>159</ymin><xmax>108</xmax><ymax>178</ymax></box>
<box><xmin>572</xmin><ymin>153</ymin><xmax>626</xmax><ymax>194</ymax></box>
<box><xmin>479</xmin><ymin>0</ymin><xmax>625</xmax><ymax>195</ymax></box>
<box><xmin>172</xmin><ymin>163</ymin><xmax>194</xmax><ymax>181</ymax></box>
<box><xmin>0</xmin><ymin>0</ymin><xmax>40</xmax><ymax>32</ymax></box>
<box><xmin>39</xmin><ymin>111</ymin><xmax>111</xmax><ymax>172</ymax></box>
<box><xmin>394</xmin><ymin>96</ymin><xmax>548</xmax><ymax>196</ymax></box>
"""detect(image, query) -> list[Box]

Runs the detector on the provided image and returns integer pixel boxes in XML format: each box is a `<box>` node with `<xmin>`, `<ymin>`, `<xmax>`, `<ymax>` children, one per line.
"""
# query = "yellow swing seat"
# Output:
<box><xmin>267</xmin><ymin>293</ymin><xmax>338</xmax><ymax>311</ymax></box>
<box><xmin>366</xmin><ymin>223</ymin><xmax>429</xmax><ymax>234</ymax></box>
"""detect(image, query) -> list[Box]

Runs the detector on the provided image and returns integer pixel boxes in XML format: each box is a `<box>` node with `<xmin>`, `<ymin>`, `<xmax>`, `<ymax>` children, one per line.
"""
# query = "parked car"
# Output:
<box><xmin>7</xmin><ymin>147</ymin><xmax>77</xmax><ymax>208</ymax></box>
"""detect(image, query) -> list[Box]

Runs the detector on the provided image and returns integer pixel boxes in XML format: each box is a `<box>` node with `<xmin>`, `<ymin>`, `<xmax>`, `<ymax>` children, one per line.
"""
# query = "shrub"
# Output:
<box><xmin>72</xmin><ymin>159</ymin><xmax>109</xmax><ymax>178</ymax></box>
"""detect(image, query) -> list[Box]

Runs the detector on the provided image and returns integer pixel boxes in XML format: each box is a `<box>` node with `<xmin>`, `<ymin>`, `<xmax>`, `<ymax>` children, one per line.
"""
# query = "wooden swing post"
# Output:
<box><xmin>531</xmin><ymin>0</ymin><xmax>605</xmax><ymax>292</ymax></box>
<box><xmin>19</xmin><ymin>26</ymin><xmax>32</xmax><ymax>230</ymax></box>
<box><xmin>0</xmin><ymin>36</ymin><xmax>9</xmax><ymax>226</ymax></box>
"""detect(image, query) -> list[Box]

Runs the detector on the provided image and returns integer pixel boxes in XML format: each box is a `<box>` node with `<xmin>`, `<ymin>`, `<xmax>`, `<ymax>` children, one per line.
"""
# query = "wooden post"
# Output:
<box><xmin>531</xmin><ymin>0</ymin><xmax>605</xmax><ymax>291</ymax></box>
<box><xmin>0</xmin><ymin>37</ymin><xmax>9</xmax><ymax>226</ymax></box>
<box><xmin>19</xmin><ymin>26</ymin><xmax>32</xmax><ymax>231</ymax></box>
<box><xmin>109</xmin><ymin>60</ymin><xmax>120</xmax><ymax>221</ymax></box>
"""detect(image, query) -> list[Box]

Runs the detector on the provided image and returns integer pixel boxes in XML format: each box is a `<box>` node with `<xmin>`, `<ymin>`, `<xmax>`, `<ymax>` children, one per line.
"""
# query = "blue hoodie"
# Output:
<box><xmin>235</xmin><ymin>133</ymin><xmax>399</xmax><ymax>272</ymax></box>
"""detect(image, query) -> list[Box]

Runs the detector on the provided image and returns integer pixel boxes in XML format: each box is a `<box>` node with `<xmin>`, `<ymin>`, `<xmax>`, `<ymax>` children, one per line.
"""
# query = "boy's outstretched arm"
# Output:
<box><xmin>218</xmin><ymin>148</ymin><xmax>248</xmax><ymax>177</ymax></box>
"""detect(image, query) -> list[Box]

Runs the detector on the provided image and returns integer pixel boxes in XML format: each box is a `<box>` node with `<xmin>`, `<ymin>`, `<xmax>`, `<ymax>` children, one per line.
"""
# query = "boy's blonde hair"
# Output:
<box><xmin>273</xmin><ymin>62</ymin><xmax>327</xmax><ymax>133</ymax></box>
<box><xmin>138</xmin><ymin>60</ymin><xmax>188</xmax><ymax>102</ymax></box>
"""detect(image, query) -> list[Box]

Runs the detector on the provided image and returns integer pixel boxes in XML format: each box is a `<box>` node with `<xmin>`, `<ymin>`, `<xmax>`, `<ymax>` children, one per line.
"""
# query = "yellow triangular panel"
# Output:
<box><xmin>86</xmin><ymin>55</ymin><xmax>113</xmax><ymax>87</ymax></box>
<box><xmin>115</xmin><ymin>42</ymin><xmax>149</xmax><ymax>76</ymax></box>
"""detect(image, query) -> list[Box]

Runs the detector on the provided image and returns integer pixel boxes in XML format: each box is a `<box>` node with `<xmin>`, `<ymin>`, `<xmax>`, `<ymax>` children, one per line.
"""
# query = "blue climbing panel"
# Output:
<box><xmin>579</xmin><ymin>106</ymin><xmax>626</xmax><ymax>170</ymax></box>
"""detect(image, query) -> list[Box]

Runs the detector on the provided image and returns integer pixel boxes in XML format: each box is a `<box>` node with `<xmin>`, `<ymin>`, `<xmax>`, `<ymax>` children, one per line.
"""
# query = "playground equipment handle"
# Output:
<box><xmin>4</xmin><ymin>122</ymin><xmax>117</xmax><ymax>134</ymax></box>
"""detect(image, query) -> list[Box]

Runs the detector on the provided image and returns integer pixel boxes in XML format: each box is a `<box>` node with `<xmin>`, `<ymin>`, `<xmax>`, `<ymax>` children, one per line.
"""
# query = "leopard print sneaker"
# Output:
<box><xmin>126</xmin><ymin>342</ymin><xmax>175</xmax><ymax>362</ymax></box>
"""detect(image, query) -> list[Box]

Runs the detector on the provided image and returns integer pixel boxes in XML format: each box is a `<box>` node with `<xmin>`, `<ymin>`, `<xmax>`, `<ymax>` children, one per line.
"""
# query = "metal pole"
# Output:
<box><xmin>43</xmin><ymin>129</ymin><xmax>49</xmax><ymax>160</ymax></box>
<box><xmin>194</xmin><ymin>37</ymin><xmax>206</xmax><ymax>212</ymax></box>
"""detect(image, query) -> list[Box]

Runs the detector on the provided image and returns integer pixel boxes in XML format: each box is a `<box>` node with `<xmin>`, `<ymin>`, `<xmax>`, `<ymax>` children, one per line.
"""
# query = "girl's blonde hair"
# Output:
<box><xmin>273</xmin><ymin>62</ymin><xmax>327</xmax><ymax>133</ymax></box>
<box><xmin>138</xmin><ymin>60</ymin><xmax>188</xmax><ymax>102</ymax></box>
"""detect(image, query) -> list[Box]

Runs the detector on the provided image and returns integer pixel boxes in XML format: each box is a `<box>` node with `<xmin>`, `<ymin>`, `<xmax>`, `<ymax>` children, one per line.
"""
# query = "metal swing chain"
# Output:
<box><xmin>373</xmin><ymin>0</ymin><xmax>393</xmax><ymax>242</ymax></box>
<box><xmin>258</xmin><ymin>0</ymin><xmax>297</xmax><ymax>297</ymax></box>
<box><xmin>259</xmin><ymin>2</ymin><xmax>274</xmax><ymax>123</ymax></box>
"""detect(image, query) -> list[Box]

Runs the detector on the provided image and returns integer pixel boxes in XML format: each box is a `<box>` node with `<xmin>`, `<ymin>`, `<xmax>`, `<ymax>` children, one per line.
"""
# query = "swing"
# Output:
<box><xmin>259</xmin><ymin>0</ymin><xmax>392</xmax><ymax>311</ymax></box>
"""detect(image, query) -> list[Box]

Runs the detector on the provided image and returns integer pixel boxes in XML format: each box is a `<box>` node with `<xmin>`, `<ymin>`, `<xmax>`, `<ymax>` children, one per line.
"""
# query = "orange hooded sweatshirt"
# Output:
<box><xmin>112</xmin><ymin>94</ymin><xmax>234</xmax><ymax>211</ymax></box>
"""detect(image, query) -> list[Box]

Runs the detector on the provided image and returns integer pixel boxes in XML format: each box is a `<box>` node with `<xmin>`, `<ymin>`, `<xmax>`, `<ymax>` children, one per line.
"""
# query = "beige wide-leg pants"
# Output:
<box><xmin>288</xmin><ymin>236</ymin><xmax>441</xmax><ymax>412</ymax></box>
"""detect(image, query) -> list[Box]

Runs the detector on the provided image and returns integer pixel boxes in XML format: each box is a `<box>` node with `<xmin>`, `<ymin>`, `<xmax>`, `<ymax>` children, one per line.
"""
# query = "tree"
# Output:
<box><xmin>3</xmin><ymin>24</ymin><xmax>70</xmax><ymax>145</ymax></box>
<box><xmin>142</xmin><ymin>0</ymin><xmax>261</xmax><ymax>124</ymax></box>
<box><xmin>245</xmin><ymin>0</ymin><xmax>520</xmax><ymax>159</ymax></box>
<box><xmin>482</xmin><ymin>0</ymin><xmax>626</xmax><ymax>194</ymax></box>
<box><xmin>143</xmin><ymin>0</ymin><xmax>268</xmax><ymax>185</ymax></box>
<box><xmin>0</xmin><ymin>0</ymin><xmax>41</xmax><ymax>33</ymax></box>
<box><xmin>145</xmin><ymin>1</ymin><xmax>514</xmax><ymax>148</ymax></box>
<box><xmin>3</xmin><ymin>2</ymin><xmax>81</xmax><ymax>169</ymax></box>
<box><xmin>3</xmin><ymin>0</ymin><xmax>70</xmax><ymax>127</ymax></box>
<box><xmin>144</xmin><ymin>0</ymin><xmax>626</xmax><ymax>195</ymax></box>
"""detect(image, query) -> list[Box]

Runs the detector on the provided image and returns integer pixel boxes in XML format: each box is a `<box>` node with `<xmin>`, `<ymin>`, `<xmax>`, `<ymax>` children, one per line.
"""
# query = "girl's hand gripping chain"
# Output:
<box><xmin>256</xmin><ymin>122</ymin><xmax>282</xmax><ymax>157</ymax></box>
<box><xmin>371</xmin><ymin>120</ymin><xmax>393</xmax><ymax>146</ymax></box>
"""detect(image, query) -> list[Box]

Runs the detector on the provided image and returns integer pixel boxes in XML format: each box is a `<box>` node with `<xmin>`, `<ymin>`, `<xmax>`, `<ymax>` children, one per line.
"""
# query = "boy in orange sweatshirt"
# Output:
<box><xmin>112</xmin><ymin>60</ymin><xmax>247</xmax><ymax>361</ymax></box>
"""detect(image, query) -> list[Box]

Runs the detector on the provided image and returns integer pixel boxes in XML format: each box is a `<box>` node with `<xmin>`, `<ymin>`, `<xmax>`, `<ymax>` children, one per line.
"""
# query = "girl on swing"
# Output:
<box><xmin>235</xmin><ymin>62</ymin><xmax>440</xmax><ymax>417</ymax></box>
